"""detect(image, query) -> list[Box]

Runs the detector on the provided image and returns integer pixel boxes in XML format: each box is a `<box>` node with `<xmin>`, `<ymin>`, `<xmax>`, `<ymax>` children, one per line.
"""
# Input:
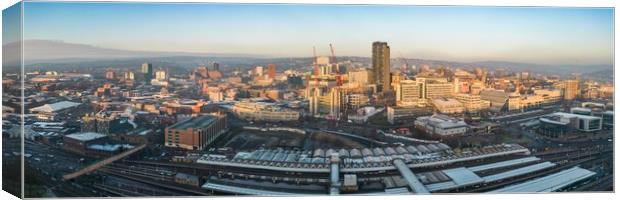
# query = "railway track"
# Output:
<box><xmin>461</xmin><ymin>151</ymin><xmax>612</xmax><ymax>193</ymax></box>
<box><xmin>97</xmin><ymin>168</ymin><xmax>212</xmax><ymax>196</ymax></box>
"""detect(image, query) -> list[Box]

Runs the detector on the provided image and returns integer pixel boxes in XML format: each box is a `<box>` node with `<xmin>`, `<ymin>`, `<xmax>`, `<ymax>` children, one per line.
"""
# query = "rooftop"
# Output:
<box><xmin>431</xmin><ymin>98</ymin><xmax>463</xmax><ymax>106</ymax></box>
<box><xmin>539</xmin><ymin>117</ymin><xmax>570</xmax><ymax>125</ymax></box>
<box><xmin>65</xmin><ymin>132</ymin><xmax>107</xmax><ymax>142</ymax></box>
<box><xmin>417</xmin><ymin>115</ymin><xmax>468</xmax><ymax>129</ymax></box>
<box><xmin>30</xmin><ymin>101</ymin><xmax>81</xmax><ymax>113</ymax></box>
<box><xmin>489</xmin><ymin>167</ymin><xmax>596</xmax><ymax>193</ymax></box>
<box><xmin>550</xmin><ymin>112</ymin><xmax>602</xmax><ymax>120</ymax></box>
<box><xmin>570</xmin><ymin>107</ymin><xmax>592</xmax><ymax>112</ymax></box>
<box><xmin>88</xmin><ymin>143</ymin><xmax>134</xmax><ymax>152</ymax></box>
<box><xmin>168</xmin><ymin>115</ymin><xmax>219</xmax><ymax>130</ymax></box>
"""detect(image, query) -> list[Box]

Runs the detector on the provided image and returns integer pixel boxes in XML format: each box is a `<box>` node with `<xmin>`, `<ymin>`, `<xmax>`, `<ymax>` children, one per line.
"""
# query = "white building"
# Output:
<box><xmin>254</xmin><ymin>66</ymin><xmax>264</xmax><ymax>77</ymax></box>
<box><xmin>155</xmin><ymin>70</ymin><xmax>167</xmax><ymax>80</ymax></box>
<box><xmin>415</xmin><ymin>115</ymin><xmax>469</xmax><ymax>136</ymax></box>
<box><xmin>453</xmin><ymin>93</ymin><xmax>490</xmax><ymax>112</ymax></box>
<box><xmin>547</xmin><ymin>112</ymin><xmax>602</xmax><ymax>132</ymax></box>
<box><xmin>395</xmin><ymin>79</ymin><xmax>424</xmax><ymax>106</ymax></box>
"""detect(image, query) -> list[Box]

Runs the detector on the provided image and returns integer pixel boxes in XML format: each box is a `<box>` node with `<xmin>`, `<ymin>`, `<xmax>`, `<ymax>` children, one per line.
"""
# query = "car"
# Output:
<box><xmin>608</xmin><ymin>139</ymin><xmax>613</xmax><ymax>142</ymax></box>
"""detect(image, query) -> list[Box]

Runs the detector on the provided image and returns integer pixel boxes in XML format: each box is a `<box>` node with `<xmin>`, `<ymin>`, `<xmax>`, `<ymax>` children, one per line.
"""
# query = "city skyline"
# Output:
<box><xmin>1</xmin><ymin>2</ymin><xmax>616</xmax><ymax>198</ymax></box>
<box><xmin>5</xmin><ymin>2</ymin><xmax>613</xmax><ymax>65</ymax></box>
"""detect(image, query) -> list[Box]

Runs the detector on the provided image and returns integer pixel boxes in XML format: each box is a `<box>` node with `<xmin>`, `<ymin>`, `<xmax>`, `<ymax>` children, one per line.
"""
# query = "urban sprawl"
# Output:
<box><xmin>2</xmin><ymin>42</ymin><xmax>613</xmax><ymax>197</ymax></box>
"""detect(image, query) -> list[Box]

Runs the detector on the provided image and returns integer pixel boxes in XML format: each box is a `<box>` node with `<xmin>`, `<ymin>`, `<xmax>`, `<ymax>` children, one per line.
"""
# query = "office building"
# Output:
<box><xmin>416</xmin><ymin>77</ymin><xmax>453</xmax><ymax>100</ymax></box>
<box><xmin>105</xmin><ymin>69</ymin><xmax>115</xmax><ymax>80</ymax></box>
<box><xmin>480</xmin><ymin>89</ymin><xmax>509</xmax><ymax>112</ymax></box>
<box><xmin>394</xmin><ymin>77</ymin><xmax>452</xmax><ymax>107</ymax></box>
<box><xmin>543</xmin><ymin>112</ymin><xmax>602</xmax><ymax>132</ymax></box>
<box><xmin>347</xmin><ymin>93</ymin><xmax>370</xmax><ymax>109</ymax></box>
<box><xmin>254</xmin><ymin>66</ymin><xmax>264</xmax><ymax>77</ymax></box>
<box><xmin>348</xmin><ymin>68</ymin><xmax>371</xmax><ymax>88</ymax></box>
<box><xmin>141</xmin><ymin>63</ymin><xmax>153</xmax><ymax>83</ymax></box>
<box><xmin>309</xmin><ymin>87</ymin><xmax>345</xmax><ymax>119</ymax></box>
<box><xmin>454</xmin><ymin>93</ymin><xmax>490</xmax><ymax>112</ymax></box>
<box><xmin>395</xmin><ymin>80</ymin><xmax>423</xmax><ymax>106</ymax></box>
<box><xmin>469</xmin><ymin>81</ymin><xmax>485</xmax><ymax>95</ymax></box>
<box><xmin>533</xmin><ymin>89</ymin><xmax>562</xmax><ymax>105</ymax></box>
<box><xmin>268</xmin><ymin>64</ymin><xmax>277</xmax><ymax>78</ymax></box>
<box><xmin>124</xmin><ymin>71</ymin><xmax>135</xmax><ymax>81</ymax></box>
<box><xmin>155</xmin><ymin>70</ymin><xmax>167</xmax><ymax>81</ymax></box>
<box><xmin>564</xmin><ymin>80</ymin><xmax>579</xmax><ymax>100</ymax></box>
<box><xmin>372</xmin><ymin>41</ymin><xmax>391</xmax><ymax>92</ymax></box>
<box><xmin>508</xmin><ymin>93</ymin><xmax>544</xmax><ymax>112</ymax></box>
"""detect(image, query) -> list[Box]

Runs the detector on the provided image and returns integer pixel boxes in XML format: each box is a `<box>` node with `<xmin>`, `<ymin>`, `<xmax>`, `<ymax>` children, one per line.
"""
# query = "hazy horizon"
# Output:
<box><xmin>3</xmin><ymin>2</ymin><xmax>614</xmax><ymax>66</ymax></box>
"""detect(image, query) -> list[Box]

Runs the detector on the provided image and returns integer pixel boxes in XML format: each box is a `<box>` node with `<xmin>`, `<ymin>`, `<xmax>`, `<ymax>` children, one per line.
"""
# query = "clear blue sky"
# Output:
<box><xmin>21</xmin><ymin>2</ymin><xmax>614</xmax><ymax>65</ymax></box>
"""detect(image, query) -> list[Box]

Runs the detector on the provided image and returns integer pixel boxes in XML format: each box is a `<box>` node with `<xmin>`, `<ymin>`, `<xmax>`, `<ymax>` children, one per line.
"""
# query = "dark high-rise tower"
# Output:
<box><xmin>141</xmin><ymin>62</ymin><xmax>153</xmax><ymax>84</ymax></box>
<box><xmin>213</xmin><ymin>62</ymin><xmax>220</xmax><ymax>71</ymax></box>
<box><xmin>372</xmin><ymin>41</ymin><xmax>391</xmax><ymax>92</ymax></box>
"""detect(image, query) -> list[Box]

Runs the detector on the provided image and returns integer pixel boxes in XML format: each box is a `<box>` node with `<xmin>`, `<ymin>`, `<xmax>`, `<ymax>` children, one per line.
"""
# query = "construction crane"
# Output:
<box><xmin>329</xmin><ymin>43</ymin><xmax>343</xmax><ymax>86</ymax></box>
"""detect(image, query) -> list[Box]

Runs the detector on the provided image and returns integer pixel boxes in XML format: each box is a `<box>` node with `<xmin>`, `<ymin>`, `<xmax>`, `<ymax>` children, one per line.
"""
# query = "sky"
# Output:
<box><xmin>19</xmin><ymin>2</ymin><xmax>614</xmax><ymax>65</ymax></box>
<box><xmin>2</xmin><ymin>2</ymin><xmax>21</xmax><ymax>45</ymax></box>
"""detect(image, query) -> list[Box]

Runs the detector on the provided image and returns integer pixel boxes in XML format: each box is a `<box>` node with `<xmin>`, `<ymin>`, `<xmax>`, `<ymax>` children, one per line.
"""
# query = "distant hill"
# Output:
<box><xmin>3</xmin><ymin>40</ymin><xmax>611</xmax><ymax>77</ymax></box>
<box><xmin>2</xmin><ymin>40</ymin><xmax>269</xmax><ymax>66</ymax></box>
<box><xmin>470</xmin><ymin>60</ymin><xmax>612</xmax><ymax>75</ymax></box>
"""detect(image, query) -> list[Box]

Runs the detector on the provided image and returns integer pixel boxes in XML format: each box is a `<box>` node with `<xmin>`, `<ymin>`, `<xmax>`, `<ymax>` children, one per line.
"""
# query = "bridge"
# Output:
<box><xmin>62</xmin><ymin>144</ymin><xmax>147</xmax><ymax>181</ymax></box>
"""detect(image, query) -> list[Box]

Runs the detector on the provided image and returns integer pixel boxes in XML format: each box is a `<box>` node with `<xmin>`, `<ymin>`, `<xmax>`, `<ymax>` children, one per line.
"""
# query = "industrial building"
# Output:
<box><xmin>29</xmin><ymin>101</ymin><xmax>81</xmax><ymax>121</ymax></box>
<box><xmin>63</xmin><ymin>132</ymin><xmax>109</xmax><ymax>153</ymax></box>
<box><xmin>63</xmin><ymin>132</ymin><xmax>136</xmax><ymax>157</ymax></box>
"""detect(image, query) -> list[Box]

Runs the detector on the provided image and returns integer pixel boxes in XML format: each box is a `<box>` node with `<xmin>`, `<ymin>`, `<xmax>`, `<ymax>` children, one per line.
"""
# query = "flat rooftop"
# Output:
<box><xmin>489</xmin><ymin>166</ymin><xmax>596</xmax><ymax>193</ymax></box>
<box><xmin>65</xmin><ymin>132</ymin><xmax>107</xmax><ymax>142</ymax></box>
<box><xmin>168</xmin><ymin>115</ymin><xmax>219</xmax><ymax>130</ymax></box>
<box><xmin>550</xmin><ymin>112</ymin><xmax>601</xmax><ymax>120</ymax></box>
